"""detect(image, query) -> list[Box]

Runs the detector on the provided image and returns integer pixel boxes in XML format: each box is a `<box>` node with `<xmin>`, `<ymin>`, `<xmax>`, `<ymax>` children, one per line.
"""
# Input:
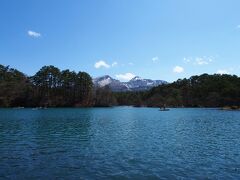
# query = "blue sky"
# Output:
<box><xmin>0</xmin><ymin>0</ymin><xmax>240</xmax><ymax>82</ymax></box>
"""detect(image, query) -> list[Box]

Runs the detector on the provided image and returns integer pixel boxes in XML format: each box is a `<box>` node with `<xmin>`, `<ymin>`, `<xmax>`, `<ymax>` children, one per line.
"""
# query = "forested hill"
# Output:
<box><xmin>0</xmin><ymin>64</ymin><xmax>239</xmax><ymax>107</ymax></box>
<box><xmin>0</xmin><ymin>65</ymin><xmax>93</xmax><ymax>107</ymax></box>
<box><xmin>115</xmin><ymin>74</ymin><xmax>240</xmax><ymax>107</ymax></box>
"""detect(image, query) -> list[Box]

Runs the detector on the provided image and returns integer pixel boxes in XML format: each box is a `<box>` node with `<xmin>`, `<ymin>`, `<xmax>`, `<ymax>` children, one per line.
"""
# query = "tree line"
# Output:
<box><xmin>0</xmin><ymin>64</ymin><xmax>239</xmax><ymax>107</ymax></box>
<box><xmin>114</xmin><ymin>73</ymin><xmax>240</xmax><ymax>107</ymax></box>
<box><xmin>0</xmin><ymin>64</ymin><xmax>113</xmax><ymax>107</ymax></box>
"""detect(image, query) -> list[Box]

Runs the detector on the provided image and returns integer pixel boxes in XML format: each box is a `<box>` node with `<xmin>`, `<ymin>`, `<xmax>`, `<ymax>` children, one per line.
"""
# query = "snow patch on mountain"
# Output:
<box><xmin>93</xmin><ymin>75</ymin><xmax>167</xmax><ymax>91</ymax></box>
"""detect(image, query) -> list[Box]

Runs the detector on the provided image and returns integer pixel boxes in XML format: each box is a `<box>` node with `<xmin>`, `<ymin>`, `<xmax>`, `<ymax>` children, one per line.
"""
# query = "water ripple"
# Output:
<box><xmin>0</xmin><ymin>108</ymin><xmax>240</xmax><ymax>179</ymax></box>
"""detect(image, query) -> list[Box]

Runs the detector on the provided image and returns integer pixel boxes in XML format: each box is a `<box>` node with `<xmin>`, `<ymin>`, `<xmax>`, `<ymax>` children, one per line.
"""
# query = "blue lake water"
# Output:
<box><xmin>0</xmin><ymin>107</ymin><xmax>240</xmax><ymax>179</ymax></box>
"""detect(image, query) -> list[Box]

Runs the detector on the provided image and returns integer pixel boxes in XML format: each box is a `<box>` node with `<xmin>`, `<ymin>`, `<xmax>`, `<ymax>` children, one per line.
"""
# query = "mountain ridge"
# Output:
<box><xmin>93</xmin><ymin>75</ymin><xmax>167</xmax><ymax>91</ymax></box>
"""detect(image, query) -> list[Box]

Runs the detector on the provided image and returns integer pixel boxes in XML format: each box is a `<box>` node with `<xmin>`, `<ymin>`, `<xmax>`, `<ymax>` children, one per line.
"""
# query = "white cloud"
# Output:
<box><xmin>173</xmin><ymin>66</ymin><xmax>184</xmax><ymax>73</ymax></box>
<box><xmin>183</xmin><ymin>57</ymin><xmax>191</xmax><ymax>63</ymax></box>
<box><xmin>152</xmin><ymin>56</ymin><xmax>159</xmax><ymax>62</ymax></box>
<box><xmin>216</xmin><ymin>69</ymin><xmax>229</xmax><ymax>74</ymax></box>
<box><xmin>184</xmin><ymin>56</ymin><xmax>214</xmax><ymax>65</ymax></box>
<box><xmin>94</xmin><ymin>60</ymin><xmax>110</xmax><ymax>69</ymax></box>
<box><xmin>115</xmin><ymin>73</ymin><xmax>135</xmax><ymax>81</ymax></box>
<box><xmin>195</xmin><ymin>57</ymin><xmax>209</xmax><ymax>65</ymax></box>
<box><xmin>128</xmin><ymin>62</ymin><xmax>134</xmax><ymax>66</ymax></box>
<box><xmin>112</xmin><ymin>62</ymin><xmax>118</xmax><ymax>67</ymax></box>
<box><xmin>28</xmin><ymin>30</ymin><xmax>41</xmax><ymax>38</ymax></box>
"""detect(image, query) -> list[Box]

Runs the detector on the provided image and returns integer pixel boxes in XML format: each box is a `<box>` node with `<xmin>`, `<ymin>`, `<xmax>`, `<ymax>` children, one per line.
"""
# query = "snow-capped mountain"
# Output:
<box><xmin>126</xmin><ymin>76</ymin><xmax>167</xmax><ymax>91</ymax></box>
<box><xmin>93</xmin><ymin>75</ymin><xmax>167</xmax><ymax>91</ymax></box>
<box><xmin>93</xmin><ymin>75</ymin><xmax>129</xmax><ymax>91</ymax></box>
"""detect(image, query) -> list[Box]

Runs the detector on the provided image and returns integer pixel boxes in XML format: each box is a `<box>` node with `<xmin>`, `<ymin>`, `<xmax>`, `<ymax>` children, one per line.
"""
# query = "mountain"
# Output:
<box><xmin>93</xmin><ymin>75</ymin><xmax>129</xmax><ymax>91</ymax></box>
<box><xmin>93</xmin><ymin>75</ymin><xmax>167</xmax><ymax>91</ymax></box>
<box><xmin>125</xmin><ymin>76</ymin><xmax>167</xmax><ymax>91</ymax></box>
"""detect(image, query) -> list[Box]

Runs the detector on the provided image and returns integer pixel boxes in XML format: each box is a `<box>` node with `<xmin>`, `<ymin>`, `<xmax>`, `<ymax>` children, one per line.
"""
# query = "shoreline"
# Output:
<box><xmin>3</xmin><ymin>106</ymin><xmax>239</xmax><ymax>111</ymax></box>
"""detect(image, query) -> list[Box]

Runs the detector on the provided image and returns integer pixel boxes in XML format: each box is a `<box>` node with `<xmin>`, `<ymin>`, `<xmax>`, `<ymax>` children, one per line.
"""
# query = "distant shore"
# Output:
<box><xmin>6</xmin><ymin>106</ymin><xmax>240</xmax><ymax>111</ymax></box>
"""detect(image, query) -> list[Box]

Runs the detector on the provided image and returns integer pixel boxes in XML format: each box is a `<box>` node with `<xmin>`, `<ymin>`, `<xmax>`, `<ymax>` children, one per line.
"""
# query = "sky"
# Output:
<box><xmin>0</xmin><ymin>0</ymin><xmax>240</xmax><ymax>82</ymax></box>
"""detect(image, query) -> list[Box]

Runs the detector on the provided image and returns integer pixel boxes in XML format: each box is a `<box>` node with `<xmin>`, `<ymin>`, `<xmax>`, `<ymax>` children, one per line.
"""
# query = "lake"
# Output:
<box><xmin>0</xmin><ymin>107</ymin><xmax>240</xmax><ymax>179</ymax></box>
